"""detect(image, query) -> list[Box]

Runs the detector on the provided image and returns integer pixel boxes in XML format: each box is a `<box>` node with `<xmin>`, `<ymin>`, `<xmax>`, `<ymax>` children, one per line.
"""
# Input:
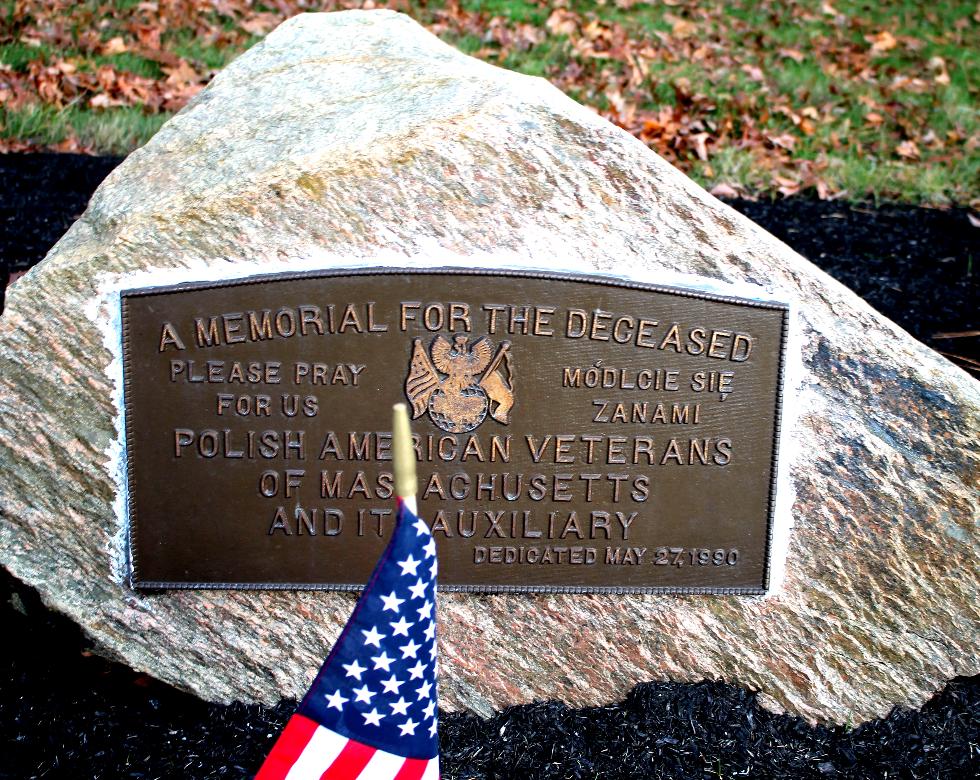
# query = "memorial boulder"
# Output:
<box><xmin>1</xmin><ymin>10</ymin><xmax>977</xmax><ymax>724</ymax></box>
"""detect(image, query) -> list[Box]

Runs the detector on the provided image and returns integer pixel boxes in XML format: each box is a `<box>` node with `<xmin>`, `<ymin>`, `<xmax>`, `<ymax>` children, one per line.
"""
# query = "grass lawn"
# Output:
<box><xmin>1</xmin><ymin>0</ymin><xmax>977</xmax><ymax>205</ymax></box>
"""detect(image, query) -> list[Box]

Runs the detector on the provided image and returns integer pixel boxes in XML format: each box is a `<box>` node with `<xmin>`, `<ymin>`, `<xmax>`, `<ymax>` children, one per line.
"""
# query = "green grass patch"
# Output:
<box><xmin>1</xmin><ymin>104</ymin><xmax>170</xmax><ymax>154</ymax></box>
<box><xmin>0</xmin><ymin>104</ymin><xmax>70</xmax><ymax>146</ymax></box>
<box><xmin>501</xmin><ymin>37</ymin><xmax>569</xmax><ymax>78</ymax></box>
<box><xmin>2</xmin><ymin>0</ymin><xmax>975</xmax><ymax>204</ymax></box>
<box><xmin>69</xmin><ymin>107</ymin><xmax>170</xmax><ymax>155</ymax></box>
<box><xmin>458</xmin><ymin>0</ymin><xmax>549</xmax><ymax>26</ymax></box>
<box><xmin>0</xmin><ymin>42</ymin><xmax>53</xmax><ymax>71</ymax></box>
<box><xmin>167</xmin><ymin>30</ymin><xmax>259</xmax><ymax>70</ymax></box>
<box><xmin>92</xmin><ymin>52</ymin><xmax>164</xmax><ymax>79</ymax></box>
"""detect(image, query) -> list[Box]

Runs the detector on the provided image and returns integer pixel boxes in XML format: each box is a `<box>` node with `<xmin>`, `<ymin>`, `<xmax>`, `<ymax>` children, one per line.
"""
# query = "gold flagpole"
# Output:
<box><xmin>392</xmin><ymin>402</ymin><xmax>417</xmax><ymax>515</ymax></box>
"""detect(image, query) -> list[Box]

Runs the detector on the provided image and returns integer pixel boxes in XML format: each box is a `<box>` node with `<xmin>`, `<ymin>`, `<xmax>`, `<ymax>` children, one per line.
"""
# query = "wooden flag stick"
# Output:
<box><xmin>392</xmin><ymin>402</ymin><xmax>417</xmax><ymax>514</ymax></box>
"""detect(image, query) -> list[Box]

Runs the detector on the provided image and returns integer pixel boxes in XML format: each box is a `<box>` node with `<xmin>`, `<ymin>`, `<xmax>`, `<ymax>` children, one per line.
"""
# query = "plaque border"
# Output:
<box><xmin>121</xmin><ymin>266</ymin><xmax>789</xmax><ymax>596</ymax></box>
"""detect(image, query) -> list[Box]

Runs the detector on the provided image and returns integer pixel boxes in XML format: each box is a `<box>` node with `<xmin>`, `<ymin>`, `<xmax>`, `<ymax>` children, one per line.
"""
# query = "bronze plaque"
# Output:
<box><xmin>121</xmin><ymin>269</ymin><xmax>788</xmax><ymax>593</ymax></box>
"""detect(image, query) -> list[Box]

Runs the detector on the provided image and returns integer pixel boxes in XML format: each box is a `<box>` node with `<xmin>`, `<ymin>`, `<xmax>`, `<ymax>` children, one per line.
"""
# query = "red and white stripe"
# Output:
<box><xmin>255</xmin><ymin>715</ymin><xmax>439</xmax><ymax>780</ymax></box>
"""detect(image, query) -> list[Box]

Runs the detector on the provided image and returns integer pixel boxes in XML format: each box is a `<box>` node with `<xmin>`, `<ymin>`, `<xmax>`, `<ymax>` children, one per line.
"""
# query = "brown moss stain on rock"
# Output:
<box><xmin>548</xmin><ymin>113</ymin><xmax>597</xmax><ymax>151</ymax></box>
<box><xmin>726</xmin><ymin>252</ymin><xmax>766</xmax><ymax>286</ymax></box>
<box><xmin>602</xmin><ymin>161</ymin><xmax>645</xmax><ymax>206</ymax></box>
<box><xmin>296</xmin><ymin>172</ymin><xmax>326</xmax><ymax>199</ymax></box>
<box><xmin>669</xmin><ymin>200</ymin><xmax>713</xmax><ymax>247</ymax></box>
<box><xmin>712</xmin><ymin>210</ymin><xmax>738</xmax><ymax>235</ymax></box>
<box><xmin>774</xmin><ymin>658</ymin><xmax>812</xmax><ymax>695</ymax></box>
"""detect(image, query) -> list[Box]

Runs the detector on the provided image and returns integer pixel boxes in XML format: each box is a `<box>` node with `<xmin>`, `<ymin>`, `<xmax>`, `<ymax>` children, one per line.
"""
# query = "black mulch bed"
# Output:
<box><xmin>4</xmin><ymin>570</ymin><xmax>979</xmax><ymax>780</ymax></box>
<box><xmin>1</xmin><ymin>154</ymin><xmax>979</xmax><ymax>778</ymax></box>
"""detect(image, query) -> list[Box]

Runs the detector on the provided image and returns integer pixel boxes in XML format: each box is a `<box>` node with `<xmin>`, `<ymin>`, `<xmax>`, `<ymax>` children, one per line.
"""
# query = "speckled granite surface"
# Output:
<box><xmin>0</xmin><ymin>11</ymin><xmax>976</xmax><ymax>724</ymax></box>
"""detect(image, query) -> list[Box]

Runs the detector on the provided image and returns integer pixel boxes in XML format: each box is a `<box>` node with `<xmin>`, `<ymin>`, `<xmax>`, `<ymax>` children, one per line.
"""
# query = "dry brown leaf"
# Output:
<box><xmin>709</xmin><ymin>183</ymin><xmax>741</xmax><ymax>198</ymax></box>
<box><xmin>865</xmin><ymin>111</ymin><xmax>884</xmax><ymax>125</ymax></box>
<box><xmin>101</xmin><ymin>36</ymin><xmax>128</xmax><ymax>55</ymax></box>
<box><xmin>896</xmin><ymin>140</ymin><xmax>920</xmax><ymax>159</ymax></box>
<box><xmin>690</xmin><ymin>132</ymin><xmax>710</xmax><ymax>161</ymax></box>
<box><xmin>779</xmin><ymin>48</ymin><xmax>805</xmax><ymax>63</ymax></box>
<box><xmin>774</xmin><ymin>175</ymin><xmax>801</xmax><ymax>196</ymax></box>
<box><xmin>545</xmin><ymin>9</ymin><xmax>578</xmax><ymax>37</ymax></box>
<box><xmin>741</xmin><ymin>63</ymin><xmax>764</xmax><ymax>82</ymax></box>
<box><xmin>89</xmin><ymin>92</ymin><xmax>125</xmax><ymax>109</ymax></box>
<box><xmin>767</xmin><ymin>133</ymin><xmax>796</xmax><ymax>151</ymax></box>
<box><xmin>928</xmin><ymin>56</ymin><xmax>951</xmax><ymax>85</ymax></box>
<box><xmin>866</xmin><ymin>31</ymin><xmax>897</xmax><ymax>53</ymax></box>
<box><xmin>241</xmin><ymin>13</ymin><xmax>281</xmax><ymax>36</ymax></box>
<box><xmin>164</xmin><ymin>60</ymin><xmax>200</xmax><ymax>88</ymax></box>
<box><xmin>664</xmin><ymin>14</ymin><xmax>696</xmax><ymax>38</ymax></box>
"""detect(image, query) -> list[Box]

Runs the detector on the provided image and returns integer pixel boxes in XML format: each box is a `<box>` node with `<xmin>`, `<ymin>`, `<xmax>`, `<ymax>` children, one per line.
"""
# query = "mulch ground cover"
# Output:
<box><xmin>1</xmin><ymin>153</ymin><xmax>978</xmax><ymax>778</ymax></box>
<box><xmin>3</xmin><ymin>568</ymin><xmax>978</xmax><ymax>779</ymax></box>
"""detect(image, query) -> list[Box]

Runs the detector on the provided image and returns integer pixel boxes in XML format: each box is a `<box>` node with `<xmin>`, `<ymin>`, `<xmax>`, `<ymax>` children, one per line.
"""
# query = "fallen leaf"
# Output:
<box><xmin>865</xmin><ymin>111</ymin><xmax>884</xmax><ymax>125</ymax></box>
<box><xmin>241</xmin><ymin>13</ymin><xmax>281</xmax><ymax>36</ymax></box>
<box><xmin>709</xmin><ymin>183</ymin><xmax>741</xmax><ymax>198</ymax></box>
<box><xmin>89</xmin><ymin>93</ymin><xmax>111</xmax><ymax>108</ymax></box>
<box><xmin>896</xmin><ymin>140</ymin><xmax>920</xmax><ymax>159</ymax></box>
<box><xmin>664</xmin><ymin>13</ymin><xmax>696</xmax><ymax>38</ymax></box>
<box><xmin>741</xmin><ymin>63</ymin><xmax>764</xmax><ymax>82</ymax></box>
<box><xmin>546</xmin><ymin>9</ymin><xmax>578</xmax><ymax>36</ymax></box>
<box><xmin>690</xmin><ymin>132</ymin><xmax>710</xmax><ymax>161</ymax></box>
<box><xmin>928</xmin><ymin>56</ymin><xmax>951</xmax><ymax>85</ymax></box>
<box><xmin>767</xmin><ymin>133</ymin><xmax>796</xmax><ymax>151</ymax></box>
<box><xmin>101</xmin><ymin>36</ymin><xmax>128</xmax><ymax>55</ymax></box>
<box><xmin>163</xmin><ymin>60</ymin><xmax>200</xmax><ymax>88</ymax></box>
<box><xmin>778</xmin><ymin>48</ymin><xmax>805</xmax><ymax>63</ymax></box>
<box><xmin>775</xmin><ymin>175</ymin><xmax>801</xmax><ymax>196</ymax></box>
<box><xmin>866</xmin><ymin>31</ymin><xmax>897</xmax><ymax>53</ymax></box>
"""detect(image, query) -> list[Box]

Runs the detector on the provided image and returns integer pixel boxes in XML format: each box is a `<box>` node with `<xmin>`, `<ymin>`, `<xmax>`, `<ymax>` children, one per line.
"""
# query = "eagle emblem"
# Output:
<box><xmin>404</xmin><ymin>335</ymin><xmax>514</xmax><ymax>433</ymax></box>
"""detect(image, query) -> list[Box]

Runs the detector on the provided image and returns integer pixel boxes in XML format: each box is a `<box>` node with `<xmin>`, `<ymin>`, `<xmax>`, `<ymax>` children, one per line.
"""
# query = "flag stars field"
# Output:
<box><xmin>352</xmin><ymin>684</ymin><xmax>375</xmax><ymax>704</ymax></box>
<box><xmin>256</xmin><ymin>407</ymin><xmax>439</xmax><ymax>779</ymax></box>
<box><xmin>390</xmin><ymin>616</ymin><xmax>413</xmax><ymax>636</ymax></box>
<box><xmin>343</xmin><ymin>659</ymin><xmax>366</xmax><ymax>681</ymax></box>
<box><xmin>362</xmin><ymin>626</ymin><xmax>385</xmax><ymax>648</ymax></box>
<box><xmin>390</xmin><ymin>697</ymin><xmax>411</xmax><ymax>716</ymax></box>
<box><xmin>380</xmin><ymin>592</ymin><xmax>405</xmax><ymax>612</ymax></box>
<box><xmin>361</xmin><ymin>708</ymin><xmax>383</xmax><ymax>727</ymax></box>
<box><xmin>398</xmin><ymin>555</ymin><xmax>421</xmax><ymax>576</ymax></box>
<box><xmin>373</xmin><ymin>651</ymin><xmax>395</xmax><ymax>672</ymax></box>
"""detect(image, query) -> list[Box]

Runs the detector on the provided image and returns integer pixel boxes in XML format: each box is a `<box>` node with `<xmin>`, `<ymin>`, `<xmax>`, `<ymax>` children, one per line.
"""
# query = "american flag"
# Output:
<box><xmin>256</xmin><ymin>498</ymin><xmax>439</xmax><ymax>780</ymax></box>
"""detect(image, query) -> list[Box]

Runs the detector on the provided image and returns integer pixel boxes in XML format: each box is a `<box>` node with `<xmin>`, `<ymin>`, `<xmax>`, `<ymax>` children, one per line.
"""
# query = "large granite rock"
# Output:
<box><xmin>1</xmin><ymin>11</ymin><xmax>977</xmax><ymax>724</ymax></box>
